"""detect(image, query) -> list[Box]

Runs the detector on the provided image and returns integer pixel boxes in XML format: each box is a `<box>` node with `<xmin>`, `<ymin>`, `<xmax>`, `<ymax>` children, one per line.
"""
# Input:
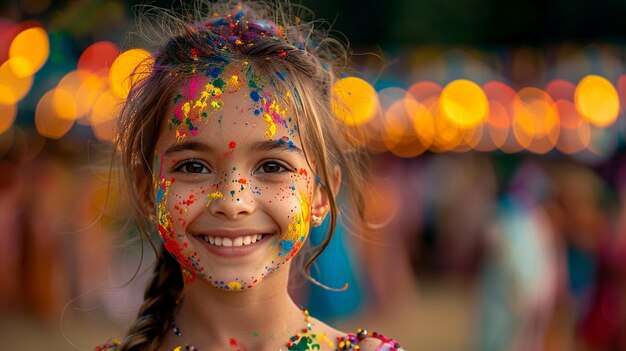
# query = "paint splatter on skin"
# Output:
<box><xmin>155</xmin><ymin>65</ymin><xmax>318</xmax><ymax>291</ymax></box>
<box><xmin>205</xmin><ymin>190</ymin><xmax>224</xmax><ymax>207</ymax></box>
<box><xmin>277</xmin><ymin>192</ymin><xmax>310</xmax><ymax>258</ymax></box>
<box><xmin>156</xmin><ymin>176</ymin><xmax>200</xmax><ymax>284</ymax></box>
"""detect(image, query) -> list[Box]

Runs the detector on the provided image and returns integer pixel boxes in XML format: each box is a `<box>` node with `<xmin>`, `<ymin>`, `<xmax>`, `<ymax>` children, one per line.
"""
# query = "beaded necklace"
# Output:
<box><xmin>170</xmin><ymin>307</ymin><xmax>334</xmax><ymax>351</ymax></box>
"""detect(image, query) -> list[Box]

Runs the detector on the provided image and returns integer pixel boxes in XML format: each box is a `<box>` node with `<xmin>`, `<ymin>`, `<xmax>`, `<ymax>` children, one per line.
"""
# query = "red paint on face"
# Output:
<box><xmin>238</xmin><ymin>178</ymin><xmax>247</xmax><ymax>184</ymax></box>
<box><xmin>229</xmin><ymin>140</ymin><xmax>236</xmax><ymax>148</ymax></box>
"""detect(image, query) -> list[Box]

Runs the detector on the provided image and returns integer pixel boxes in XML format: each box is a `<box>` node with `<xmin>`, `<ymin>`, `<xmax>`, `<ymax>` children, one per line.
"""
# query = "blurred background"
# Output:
<box><xmin>1</xmin><ymin>0</ymin><xmax>626</xmax><ymax>350</ymax></box>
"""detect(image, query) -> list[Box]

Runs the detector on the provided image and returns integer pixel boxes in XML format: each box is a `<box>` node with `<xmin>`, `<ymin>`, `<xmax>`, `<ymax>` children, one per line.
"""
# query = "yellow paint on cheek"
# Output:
<box><xmin>287</xmin><ymin>193</ymin><xmax>310</xmax><ymax>241</ymax></box>
<box><xmin>227</xmin><ymin>281</ymin><xmax>243</xmax><ymax>290</ymax></box>
<box><xmin>205</xmin><ymin>190</ymin><xmax>224</xmax><ymax>207</ymax></box>
<box><xmin>210</xmin><ymin>100</ymin><xmax>222</xmax><ymax>110</ymax></box>
<box><xmin>263</xmin><ymin>112</ymin><xmax>277</xmax><ymax>139</ymax></box>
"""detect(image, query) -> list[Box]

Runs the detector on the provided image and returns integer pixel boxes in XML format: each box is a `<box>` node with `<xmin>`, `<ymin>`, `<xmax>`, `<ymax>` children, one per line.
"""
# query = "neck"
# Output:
<box><xmin>171</xmin><ymin>267</ymin><xmax>304</xmax><ymax>350</ymax></box>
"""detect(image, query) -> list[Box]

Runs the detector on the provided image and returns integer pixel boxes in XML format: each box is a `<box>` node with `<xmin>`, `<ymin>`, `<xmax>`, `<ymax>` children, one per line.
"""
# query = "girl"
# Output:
<box><xmin>97</xmin><ymin>1</ymin><xmax>402</xmax><ymax>350</ymax></box>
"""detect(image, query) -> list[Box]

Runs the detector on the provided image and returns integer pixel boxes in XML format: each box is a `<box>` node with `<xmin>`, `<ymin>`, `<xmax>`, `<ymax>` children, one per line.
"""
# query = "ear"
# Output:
<box><xmin>310</xmin><ymin>167</ymin><xmax>341</xmax><ymax>226</ymax></box>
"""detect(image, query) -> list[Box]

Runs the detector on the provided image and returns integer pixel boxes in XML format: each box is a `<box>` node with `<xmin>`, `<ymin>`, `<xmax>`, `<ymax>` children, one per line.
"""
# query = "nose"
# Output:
<box><xmin>206</xmin><ymin>177</ymin><xmax>255</xmax><ymax>219</ymax></box>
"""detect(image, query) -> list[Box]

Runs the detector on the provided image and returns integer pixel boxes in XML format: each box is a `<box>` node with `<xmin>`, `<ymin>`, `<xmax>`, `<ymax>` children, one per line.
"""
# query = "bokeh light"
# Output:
<box><xmin>108</xmin><ymin>48</ymin><xmax>151</xmax><ymax>99</ymax></box>
<box><xmin>512</xmin><ymin>87</ymin><xmax>560</xmax><ymax>154</ymax></box>
<box><xmin>78</xmin><ymin>41</ymin><xmax>119</xmax><ymax>76</ymax></box>
<box><xmin>0</xmin><ymin>103</ymin><xmax>17</xmax><ymax>134</ymax></box>
<box><xmin>35</xmin><ymin>89</ymin><xmax>74</xmax><ymax>139</ymax></box>
<box><xmin>440</xmin><ymin>79</ymin><xmax>488</xmax><ymax>128</ymax></box>
<box><xmin>8</xmin><ymin>26</ymin><xmax>49</xmax><ymax>77</ymax></box>
<box><xmin>331</xmin><ymin>77</ymin><xmax>378</xmax><ymax>126</ymax></box>
<box><xmin>0</xmin><ymin>60</ymin><xmax>34</xmax><ymax>104</ymax></box>
<box><xmin>575</xmin><ymin>75</ymin><xmax>620</xmax><ymax>127</ymax></box>
<box><xmin>91</xmin><ymin>89</ymin><xmax>122</xmax><ymax>142</ymax></box>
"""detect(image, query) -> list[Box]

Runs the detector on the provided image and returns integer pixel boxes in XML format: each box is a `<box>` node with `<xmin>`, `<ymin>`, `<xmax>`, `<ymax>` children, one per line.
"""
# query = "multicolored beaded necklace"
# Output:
<box><xmin>95</xmin><ymin>307</ymin><xmax>402</xmax><ymax>351</ymax></box>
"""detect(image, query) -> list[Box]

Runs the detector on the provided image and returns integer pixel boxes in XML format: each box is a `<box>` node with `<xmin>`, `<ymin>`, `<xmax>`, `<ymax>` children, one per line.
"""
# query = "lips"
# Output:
<box><xmin>191</xmin><ymin>230</ymin><xmax>273</xmax><ymax>257</ymax></box>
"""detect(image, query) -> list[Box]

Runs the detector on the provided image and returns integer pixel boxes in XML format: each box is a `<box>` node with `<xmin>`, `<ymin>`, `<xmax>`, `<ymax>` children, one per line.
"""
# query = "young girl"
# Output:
<box><xmin>97</xmin><ymin>1</ymin><xmax>402</xmax><ymax>350</ymax></box>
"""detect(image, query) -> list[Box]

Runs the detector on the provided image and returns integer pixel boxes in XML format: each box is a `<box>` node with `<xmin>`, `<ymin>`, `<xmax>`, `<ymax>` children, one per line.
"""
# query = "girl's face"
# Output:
<box><xmin>152</xmin><ymin>67</ymin><xmax>327</xmax><ymax>290</ymax></box>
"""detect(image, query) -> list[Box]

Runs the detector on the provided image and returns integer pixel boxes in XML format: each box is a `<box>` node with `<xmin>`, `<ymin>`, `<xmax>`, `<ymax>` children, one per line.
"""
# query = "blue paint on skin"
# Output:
<box><xmin>279</xmin><ymin>240</ymin><xmax>294</xmax><ymax>256</ymax></box>
<box><xmin>250</xmin><ymin>90</ymin><xmax>260</xmax><ymax>102</ymax></box>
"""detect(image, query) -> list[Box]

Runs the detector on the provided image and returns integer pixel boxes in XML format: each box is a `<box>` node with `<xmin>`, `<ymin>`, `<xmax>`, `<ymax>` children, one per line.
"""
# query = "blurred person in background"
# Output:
<box><xmin>476</xmin><ymin>159</ymin><xmax>559</xmax><ymax>351</ymax></box>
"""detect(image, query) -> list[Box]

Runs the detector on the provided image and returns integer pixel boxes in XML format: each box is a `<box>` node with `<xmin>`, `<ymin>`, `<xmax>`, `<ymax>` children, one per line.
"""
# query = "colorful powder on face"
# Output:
<box><xmin>263</xmin><ymin>113</ymin><xmax>277</xmax><ymax>139</ymax></box>
<box><xmin>156</xmin><ymin>177</ymin><xmax>199</xmax><ymax>284</ymax></box>
<box><xmin>227</xmin><ymin>281</ymin><xmax>243</xmax><ymax>290</ymax></box>
<box><xmin>250</xmin><ymin>90</ymin><xmax>260</xmax><ymax>102</ymax></box>
<box><xmin>278</xmin><ymin>240</ymin><xmax>294</xmax><ymax>256</ymax></box>
<box><xmin>205</xmin><ymin>190</ymin><xmax>224</xmax><ymax>207</ymax></box>
<box><xmin>229</xmin><ymin>140</ymin><xmax>236</xmax><ymax>148</ymax></box>
<box><xmin>172</xmin><ymin>69</ymin><xmax>248</xmax><ymax>142</ymax></box>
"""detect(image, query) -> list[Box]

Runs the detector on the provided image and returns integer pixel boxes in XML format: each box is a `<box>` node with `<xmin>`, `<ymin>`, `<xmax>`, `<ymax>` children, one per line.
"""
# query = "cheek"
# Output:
<box><xmin>273</xmin><ymin>175</ymin><xmax>314</xmax><ymax>258</ymax></box>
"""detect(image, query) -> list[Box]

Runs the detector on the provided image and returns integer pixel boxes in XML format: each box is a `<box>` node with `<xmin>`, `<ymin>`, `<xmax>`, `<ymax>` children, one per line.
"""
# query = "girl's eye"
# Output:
<box><xmin>175</xmin><ymin>161</ymin><xmax>209</xmax><ymax>174</ymax></box>
<box><xmin>256</xmin><ymin>161</ymin><xmax>289</xmax><ymax>174</ymax></box>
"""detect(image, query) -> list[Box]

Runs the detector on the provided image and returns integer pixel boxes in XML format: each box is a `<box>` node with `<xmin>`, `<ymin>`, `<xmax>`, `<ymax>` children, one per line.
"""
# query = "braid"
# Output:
<box><xmin>119</xmin><ymin>246</ymin><xmax>184</xmax><ymax>351</ymax></box>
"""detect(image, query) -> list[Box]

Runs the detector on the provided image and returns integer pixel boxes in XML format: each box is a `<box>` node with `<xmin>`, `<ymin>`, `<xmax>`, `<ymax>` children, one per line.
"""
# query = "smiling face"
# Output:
<box><xmin>153</xmin><ymin>65</ymin><xmax>328</xmax><ymax>290</ymax></box>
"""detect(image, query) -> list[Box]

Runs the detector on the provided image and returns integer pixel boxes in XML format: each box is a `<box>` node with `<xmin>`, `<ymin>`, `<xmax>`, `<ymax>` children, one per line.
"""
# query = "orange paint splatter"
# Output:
<box><xmin>238</xmin><ymin>178</ymin><xmax>247</xmax><ymax>184</ymax></box>
<box><xmin>299</xmin><ymin>168</ymin><xmax>308</xmax><ymax>176</ymax></box>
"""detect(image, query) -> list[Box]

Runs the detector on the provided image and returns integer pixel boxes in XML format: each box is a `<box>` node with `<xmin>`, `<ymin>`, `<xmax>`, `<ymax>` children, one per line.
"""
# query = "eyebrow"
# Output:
<box><xmin>247</xmin><ymin>140</ymin><xmax>303</xmax><ymax>154</ymax></box>
<box><xmin>163</xmin><ymin>140</ymin><xmax>303</xmax><ymax>157</ymax></box>
<box><xmin>164</xmin><ymin>141</ymin><xmax>214</xmax><ymax>157</ymax></box>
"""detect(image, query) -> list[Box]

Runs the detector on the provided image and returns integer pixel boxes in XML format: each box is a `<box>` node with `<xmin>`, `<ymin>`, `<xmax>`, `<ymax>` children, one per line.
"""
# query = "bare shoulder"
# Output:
<box><xmin>311</xmin><ymin>317</ymin><xmax>403</xmax><ymax>351</ymax></box>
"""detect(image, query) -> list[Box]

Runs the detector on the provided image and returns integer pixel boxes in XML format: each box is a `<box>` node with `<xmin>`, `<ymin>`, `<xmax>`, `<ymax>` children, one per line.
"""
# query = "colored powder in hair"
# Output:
<box><xmin>250</xmin><ymin>90</ymin><xmax>260</xmax><ymax>102</ymax></box>
<box><xmin>207</xmin><ymin>67</ymin><xmax>222</xmax><ymax>78</ymax></box>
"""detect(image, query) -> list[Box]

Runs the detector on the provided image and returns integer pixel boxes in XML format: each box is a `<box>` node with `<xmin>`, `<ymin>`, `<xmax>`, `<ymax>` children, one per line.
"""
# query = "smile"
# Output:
<box><xmin>200</xmin><ymin>234</ymin><xmax>267</xmax><ymax>247</ymax></box>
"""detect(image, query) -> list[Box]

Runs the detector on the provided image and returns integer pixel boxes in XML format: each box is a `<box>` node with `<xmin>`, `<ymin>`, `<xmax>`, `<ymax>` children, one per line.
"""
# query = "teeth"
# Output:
<box><xmin>201</xmin><ymin>234</ymin><xmax>267</xmax><ymax>247</ymax></box>
<box><xmin>222</xmin><ymin>237</ymin><xmax>233</xmax><ymax>247</ymax></box>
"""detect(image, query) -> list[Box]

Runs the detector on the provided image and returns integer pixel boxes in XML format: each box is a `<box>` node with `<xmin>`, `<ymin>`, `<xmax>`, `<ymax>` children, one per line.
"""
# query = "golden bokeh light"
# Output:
<box><xmin>109</xmin><ymin>48</ymin><xmax>152</xmax><ymax>99</ymax></box>
<box><xmin>512</xmin><ymin>88</ymin><xmax>559</xmax><ymax>154</ymax></box>
<box><xmin>8</xmin><ymin>26</ymin><xmax>49</xmax><ymax>77</ymax></box>
<box><xmin>575</xmin><ymin>75</ymin><xmax>620</xmax><ymax>127</ymax></box>
<box><xmin>431</xmin><ymin>101</ymin><xmax>463</xmax><ymax>152</ymax></box>
<box><xmin>35</xmin><ymin>89</ymin><xmax>74</xmax><ymax>139</ymax></box>
<box><xmin>382</xmin><ymin>98</ymin><xmax>427</xmax><ymax>157</ymax></box>
<box><xmin>0</xmin><ymin>103</ymin><xmax>17</xmax><ymax>134</ymax></box>
<box><xmin>331</xmin><ymin>77</ymin><xmax>378</xmax><ymax>126</ymax></box>
<box><xmin>440</xmin><ymin>79</ymin><xmax>488</xmax><ymax>129</ymax></box>
<box><xmin>57</xmin><ymin>70</ymin><xmax>107</xmax><ymax>120</ymax></box>
<box><xmin>91</xmin><ymin>89</ymin><xmax>122</xmax><ymax>142</ymax></box>
<box><xmin>52</xmin><ymin>88</ymin><xmax>77</xmax><ymax>120</ymax></box>
<box><xmin>0</xmin><ymin>60</ymin><xmax>34</xmax><ymax>104</ymax></box>
<box><xmin>406</xmin><ymin>94</ymin><xmax>435</xmax><ymax>151</ymax></box>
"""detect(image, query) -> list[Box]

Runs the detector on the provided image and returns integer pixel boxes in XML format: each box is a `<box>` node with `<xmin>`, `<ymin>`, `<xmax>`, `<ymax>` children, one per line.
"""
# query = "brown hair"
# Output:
<box><xmin>115</xmin><ymin>1</ymin><xmax>368</xmax><ymax>350</ymax></box>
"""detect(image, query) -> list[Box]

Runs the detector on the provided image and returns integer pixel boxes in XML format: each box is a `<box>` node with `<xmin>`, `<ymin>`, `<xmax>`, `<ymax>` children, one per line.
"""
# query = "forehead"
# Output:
<box><xmin>166</xmin><ymin>64</ymin><xmax>300</xmax><ymax>145</ymax></box>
